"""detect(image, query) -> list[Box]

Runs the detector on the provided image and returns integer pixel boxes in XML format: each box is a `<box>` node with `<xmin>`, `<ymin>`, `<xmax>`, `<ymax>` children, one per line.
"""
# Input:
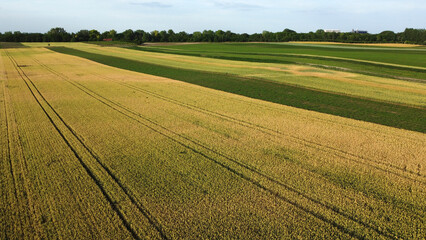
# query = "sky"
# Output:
<box><xmin>0</xmin><ymin>0</ymin><xmax>425</xmax><ymax>34</ymax></box>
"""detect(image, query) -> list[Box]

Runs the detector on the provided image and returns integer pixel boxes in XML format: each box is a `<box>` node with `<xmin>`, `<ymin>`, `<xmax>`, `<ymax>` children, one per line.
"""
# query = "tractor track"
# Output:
<box><xmin>2</xmin><ymin>51</ymin><xmax>45</xmax><ymax>239</ymax></box>
<box><xmin>42</xmin><ymin>46</ymin><xmax>417</xmax><ymax>183</ymax></box>
<box><xmin>1</xmin><ymin>60</ymin><xmax>24</xmax><ymax>238</ymax></box>
<box><xmin>34</xmin><ymin>56</ymin><xmax>404</xmax><ymax>239</ymax></box>
<box><xmin>182</xmin><ymin>78</ymin><xmax>425</xmax><ymax>142</ymax></box>
<box><xmin>5</xmin><ymin>51</ymin><xmax>168</xmax><ymax>240</ymax></box>
<box><xmin>43</xmin><ymin>51</ymin><xmax>425</xmax><ymax>184</ymax></box>
<box><xmin>112</xmin><ymin>77</ymin><xmax>425</xmax><ymax>184</ymax></box>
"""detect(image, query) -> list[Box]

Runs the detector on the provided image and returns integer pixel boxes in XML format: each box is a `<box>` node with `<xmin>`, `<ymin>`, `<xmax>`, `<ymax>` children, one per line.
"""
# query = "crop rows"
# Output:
<box><xmin>112</xmin><ymin>79</ymin><xmax>424</xmax><ymax>183</ymax></box>
<box><xmin>1</xmin><ymin>46</ymin><xmax>424</xmax><ymax>239</ymax></box>
<box><xmin>49</xmin><ymin>46</ymin><xmax>426</xmax><ymax>133</ymax></box>
<box><xmin>33</xmin><ymin>49</ymin><xmax>425</xmax><ymax>238</ymax></box>
<box><xmin>39</xmin><ymin>58</ymin><xmax>381</xmax><ymax>239</ymax></box>
<box><xmin>2</xmin><ymin>49</ymin><xmax>165</xmax><ymax>239</ymax></box>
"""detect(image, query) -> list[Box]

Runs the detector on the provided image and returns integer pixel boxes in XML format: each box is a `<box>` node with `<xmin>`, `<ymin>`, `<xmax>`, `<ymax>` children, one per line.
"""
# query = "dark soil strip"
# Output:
<box><xmin>49</xmin><ymin>47</ymin><xmax>426</xmax><ymax>133</ymax></box>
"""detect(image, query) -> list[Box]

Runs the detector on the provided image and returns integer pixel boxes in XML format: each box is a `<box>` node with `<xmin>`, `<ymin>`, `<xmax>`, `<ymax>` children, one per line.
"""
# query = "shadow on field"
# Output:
<box><xmin>0</xmin><ymin>42</ymin><xmax>29</xmax><ymax>49</ymax></box>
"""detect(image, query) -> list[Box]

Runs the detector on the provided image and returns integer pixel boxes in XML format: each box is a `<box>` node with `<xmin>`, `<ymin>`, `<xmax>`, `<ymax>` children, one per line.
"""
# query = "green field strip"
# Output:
<box><xmin>24</xmin><ymin>43</ymin><xmax>426</xmax><ymax>106</ymax></box>
<box><xmin>137</xmin><ymin>45</ymin><xmax>426</xmax><ymax>71</ymax></box>
<box><xmin>279</xmin><ymin>42</ymin><xmax>426</xmax><ymax>50</ymax></box>
<box><xmin>4</xmin><ymin>51</ymin><xmax>167</xmax><ymax>239</ymax></box>
<box><xmin>151</xmin><ymin>43</ymin><xmax>426</xmax><ymax>68</ymax></box>
<box><xmin>49</xmin><ymin>46</ymin><xmax>426</xmax><ymax>133</ymax></box>
<box><xmin>134</xmin><ymin>46</ymin><xmax>426</xmax><ymax>81</ymax></box>
<box><xmin>79</xmin><ymin>45</ymin><xmax>426</xmax><ymax>107</ymax></box>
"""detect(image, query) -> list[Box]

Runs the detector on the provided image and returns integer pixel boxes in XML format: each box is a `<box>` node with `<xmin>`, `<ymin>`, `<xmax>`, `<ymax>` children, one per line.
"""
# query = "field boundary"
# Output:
<box><xmin>134</xmin><ymin>46</ymin><xmax>426</xmax><ymax>82</ymax></box>
<box><xmin>48</xmin><ymin>47</ymin><xmax>426</xmax><ymax>133</ymax></box>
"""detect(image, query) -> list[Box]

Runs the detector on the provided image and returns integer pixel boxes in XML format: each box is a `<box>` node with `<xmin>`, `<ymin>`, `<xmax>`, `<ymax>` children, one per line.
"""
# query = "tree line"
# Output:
<box><xmin>1</xmin><ymin>27</ymin><xmax>425</xmax><ymax>45</ymax></box>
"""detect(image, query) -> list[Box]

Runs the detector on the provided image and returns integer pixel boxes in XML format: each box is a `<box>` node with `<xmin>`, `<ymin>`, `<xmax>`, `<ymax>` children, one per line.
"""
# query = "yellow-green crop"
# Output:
<box><xmin>1</xmin><ymin>45</ymin><xmax>425</xmax><ymax>239</ymax></box>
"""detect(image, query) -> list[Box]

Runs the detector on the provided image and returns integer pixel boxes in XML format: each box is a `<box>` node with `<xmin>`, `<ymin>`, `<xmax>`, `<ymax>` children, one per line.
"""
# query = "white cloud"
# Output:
<box><xmin>128</xmin><ymin>1</ymin><xmax>172</xmax><ymax>8</ymax></box>
<box><xmin>212</xmin><ymin>1</ymin><xmax>265</xmax><ymax>11</ymax></box>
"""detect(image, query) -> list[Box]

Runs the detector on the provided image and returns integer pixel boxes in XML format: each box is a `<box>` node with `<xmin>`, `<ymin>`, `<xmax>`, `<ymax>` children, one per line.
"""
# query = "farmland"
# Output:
<box><xmin>1</xmin><ymin>42</ymin><xmax>425</xmax><ymax>239</ymax></box>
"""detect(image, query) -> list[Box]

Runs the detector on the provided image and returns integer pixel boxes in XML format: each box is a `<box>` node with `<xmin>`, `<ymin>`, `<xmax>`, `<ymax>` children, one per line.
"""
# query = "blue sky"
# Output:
<box><xmin>0</xmin><ymin>0</ymin><xmax>425</xmax><ymax>34</ymax></box>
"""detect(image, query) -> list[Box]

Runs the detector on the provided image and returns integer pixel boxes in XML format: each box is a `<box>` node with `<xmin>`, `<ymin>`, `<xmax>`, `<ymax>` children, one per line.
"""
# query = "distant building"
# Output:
<box><xmin>325</xmin><ymin>29</ymin><xmax>341</xmax><ymax>33</ymax></box>
<box><xmin>352</xmin><ymin>29</ymin><xmax>368</xmax><ymax>34</ymax></box>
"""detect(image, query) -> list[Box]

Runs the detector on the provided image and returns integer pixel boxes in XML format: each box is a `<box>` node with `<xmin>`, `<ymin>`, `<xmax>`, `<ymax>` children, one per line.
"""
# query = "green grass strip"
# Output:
<box><xmin>132</xmin><ymin>46</ymin><xmax>426</xmax><ymax>81</ymax></box>
<box><xmin>48</xmin><ymin>46</ymin><xmax>426</xmax><ymax>133</ymax></box>
<box><xmin>147</xmin><ymin>43</ymin><xmax>426</xmax><ymax>68</ymax></box>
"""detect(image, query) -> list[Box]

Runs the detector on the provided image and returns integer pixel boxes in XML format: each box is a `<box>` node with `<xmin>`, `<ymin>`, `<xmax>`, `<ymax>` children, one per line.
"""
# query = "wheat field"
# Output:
<box><xmin>1</xmin><ymin>45</ymin><xmax>425</xmax><ymax>239</ymax></box>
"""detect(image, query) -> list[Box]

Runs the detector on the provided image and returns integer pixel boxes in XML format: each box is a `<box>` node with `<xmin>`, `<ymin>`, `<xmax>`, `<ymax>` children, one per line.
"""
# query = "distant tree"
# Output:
<box><xmin>338</xmin><ymin>32</ymin><xmax>347</xmax><ymax>42</ymax></box>
<box><xmin>75</xmin><ymin>30</ymin><xmax>90</xmax><ymax>41</ymax></box>
<box><xmin>307</xmin><ymin>31</ymin><xmax>315</xmax><ymax>41</ymax></box>
<box><xmin>159</xmin><ymin>30</ymin><xmax>168</xmax><ymax>42</ymax></box>
<box><xmin>1</xmin><ymin>27</ymin><xmax>425</xmax><ymax>45</ymax></box>
<box><xmin>281</xmin><ymin>29</ymin><xmax>297</xmax><ymax>41</ymax></box>
<box><xmin>89</xmin><ymin>29</ymin><xmax>101</xmax><ymax>41</ymax></box>
<box><xmin>238</xmin><ymin>33</ymin><xmax>249</xmax><ymax>42</ymax></box>
<box><xmin>224</xmin><ymin>30</ymin><xmax>234</xmax><ymax>41</ymax></box>
<box><xmin>176</xmin><ymin>31</ymin><xmax>189</xmax><ymax>42</ymax></box>
<box><xmin>12</xmin><ymin>31</ymin><xmax>23</xmax><ymax>42</ymax></box>
<box><xmin>202</xmin><ymin>30</ymin><xmax>215</xmax><ymax>42</ymax></box>
<box><xmin>402</xmin><ymin>28</ymin><xmax>426</xmax><ymax>44</ymax></box>
<box><xmin>101</xmin><ymin>31</ymin><xmax>109</xmax><ymax>40</ymax></box>
<box><xmin>315</xmin><ymin>29</ymin><xmax>325</xmax><ymax>41</ymax></box>
<box><xmin>108</xmin><ymin>30</ymin><xmax>117</xmax><ymax>40</ymax></box>
<box><xmin>134</xmin><ymin>30</ymin><xmax>145</xmax><ymax>44</ymax></box>
<box><xmin>249</xmin><ymin>33</ymin><xmax>263</xmax><ymax>42</ymax></box>
<box><xmin>151</xmin><ymin>30</ymin><xmax>160</xmax><ymax>42</ymax></box>
<box><xmin>214</xmin><ymin>30</ymin><xmax>224</xmax><ymax>42</ymax></box>
<box><xmin>3</xmin><ymin>32</ymin><xmax>13</xmax><ymax>42</ymax></box>
<box><xmin>122</xmin><ymin>29</ymin><xmax>135</xmax><ymax>42</ymax></box>
<box><xmin>142</xmin><ymin>32</ymin><xmax>151</xmax><ymax>42</ymax></box>
<box><xmin>262</xmin><ymin>30</ymin><xmax>275</xmax><ymax>41</ymax></box>
<box><xmin>325</xmin><ymin>31</ymin><xmax>338</xmax><ymax>41</ymax></box>
<box><xmin>167</xmin><ymin>29</ymin><xmax>176</xmax><ymax>42</ymax></box>
<box><xmin>378</xmin><ymin>31</ymin><xmax>396</xmax><ymax>42</ymax></box>
<box><xmin>46</xmin><ymin>27</ymin><xmax>70</xmax><ymax>42</ymax></box>
<box><xmin>191</xmin><ymin>31</ymin><xmax>202</xmax><ymax>42</ymax></box>
<box><xmin>24</xmin><ymin>33</ymin><xmax>43</xmax><ymax>42</ymax></box>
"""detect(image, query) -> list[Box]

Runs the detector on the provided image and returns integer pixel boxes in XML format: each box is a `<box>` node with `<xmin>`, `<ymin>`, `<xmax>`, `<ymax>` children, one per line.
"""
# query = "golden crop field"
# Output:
<box><xmin>1</xmin><ymin>45</ymin><xmax>425</xmax><ymax>239</ymax></box>
<box><xmin>37</xmin><ymin>42</ymin><xmax>425</xmax><ymax>107</ymax></box>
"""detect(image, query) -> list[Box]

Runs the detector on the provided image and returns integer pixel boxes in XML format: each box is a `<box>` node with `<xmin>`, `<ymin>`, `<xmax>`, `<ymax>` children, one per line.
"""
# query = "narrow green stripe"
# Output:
<box><xmin>48</xmin><ymin>46</ymin><xmax>426</xmax><ymax>133</ymax></box>
<box><xmin>131</xmin><ymin>46</ymin><xmax>426</xmax><ymax>81</ymax></box>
